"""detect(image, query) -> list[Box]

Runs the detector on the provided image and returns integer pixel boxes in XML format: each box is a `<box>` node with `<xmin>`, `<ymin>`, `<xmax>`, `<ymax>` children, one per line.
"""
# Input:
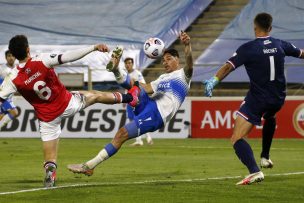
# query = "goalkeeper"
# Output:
<box><xmin>203</xmin><ymin>13</ymin><xmax>304</xmax><ymax>185</ymax></box>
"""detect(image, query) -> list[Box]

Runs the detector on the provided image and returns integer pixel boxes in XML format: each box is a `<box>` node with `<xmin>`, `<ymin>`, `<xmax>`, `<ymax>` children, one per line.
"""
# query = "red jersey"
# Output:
<box><xmin>4</xmin><ymin>54</ymin><xmax>72</xmax><ymax>121</ymax></box>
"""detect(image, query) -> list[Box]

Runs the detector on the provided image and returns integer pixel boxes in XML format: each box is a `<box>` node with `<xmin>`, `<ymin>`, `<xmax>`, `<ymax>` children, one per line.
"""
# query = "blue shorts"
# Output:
<box><xmin>0</xmin><ymin>99</ymin><xmax>16</xmax><ymax>115</ymax></box>
<box><xmin>132</xmin><ymin>88</ymin><xmax>164</xmax><ymax>135</ymax></box>
<box><xmin>126</xmin><ymin>105</ymin><xmax>134</xmax><ymax>120</ymax></box>
<box><xmin>237</xmin><ymin>92</ymin><xmax>283</xmax><ymax>126</ymax></box>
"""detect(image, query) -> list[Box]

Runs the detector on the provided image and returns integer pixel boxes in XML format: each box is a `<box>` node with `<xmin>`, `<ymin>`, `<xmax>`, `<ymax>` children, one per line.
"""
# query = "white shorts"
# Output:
<box><xmin>39</xmin><ymin>92</ymin><xmax>86</xmax><ymax>141</ymax></box>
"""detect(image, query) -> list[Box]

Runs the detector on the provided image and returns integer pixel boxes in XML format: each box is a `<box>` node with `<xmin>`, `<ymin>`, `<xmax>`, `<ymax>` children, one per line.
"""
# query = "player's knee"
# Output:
<box><xmin>124</xmin><ymin>120</ymin><xmax>139</xmax><ymax>139</ymax></box>
<box><xmin>113</xmin><ymin>127</ymin><xmax>129</xmax><ymax>145</ymax></box>
<box><xmin>9</xmin><ymin>108</ymin><xmax>19</xmax><ymax>117</ymax></box>
<box><xmin>230</xmin><ymin>133</ymin><xmax>241</xmax><ymax>145</ymax></box>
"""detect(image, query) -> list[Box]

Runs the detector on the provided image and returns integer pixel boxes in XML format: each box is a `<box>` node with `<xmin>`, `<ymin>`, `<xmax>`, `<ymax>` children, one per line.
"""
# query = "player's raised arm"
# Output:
<box><xmin>139</xmin><ymin>82</ymin><xmax>154</xmax><ymax>94</ymax></box>
<box><xmin>180</xmin><ymin>31</ymin><xmax>193</xmax><ymax>78</ymax></box>
<box><xmin>43</xmin><ymin>44</ymin><xmax>109</xmax><ymax>67</ymax></box>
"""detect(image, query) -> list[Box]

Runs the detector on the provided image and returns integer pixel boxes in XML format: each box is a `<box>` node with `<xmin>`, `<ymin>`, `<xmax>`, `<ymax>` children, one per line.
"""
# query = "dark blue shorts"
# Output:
<box><xmin>132</xmin><ymin>88</ymin><xmax>164</xmax><ymax>135</ymax></box>
<box><xmin>0</xmin><ymin>99</ymin><xmax>16</xmax><ymax>115</ymax></box>
<box><xmin>126</xmin><ymin>105</ymin><xmax>134</xmax><ymax>120</ymax></box>
<box><xmin>237</xmin><ymin>93</ymin><xmax>284</xmax><ymax>126</ymax></box>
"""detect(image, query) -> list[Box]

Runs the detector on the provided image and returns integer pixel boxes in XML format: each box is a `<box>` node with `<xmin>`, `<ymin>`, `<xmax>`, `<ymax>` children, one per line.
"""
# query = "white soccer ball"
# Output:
<box><xmin>143</xmin><ymin>37</ymin><xmax>165</xmax><ymax>59</ymax></box>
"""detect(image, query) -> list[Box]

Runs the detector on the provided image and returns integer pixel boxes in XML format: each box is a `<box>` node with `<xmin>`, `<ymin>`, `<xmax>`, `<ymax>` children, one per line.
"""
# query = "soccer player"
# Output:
<box><xmin>0</xmin><ymin>35</ymin><xmax>138</xmax><ymax>187</ymax></box>
<box><xmin>203</xmin><ymin>13</ymin><xmax>304</xmax><ymax>185</ymax></box>
<box><xmin>0</xmin><ymin>50</ymin><xmax>19</xmax><ymax>129</ymax></box>
<box><xmin>124</xmin><ymin>57</ymin><xmax>153</xmax><ymax>146</ymax></box>
<box><xmin>67</xmin><ymin>31</ymin><xmax>192</xmax><ymax>175</ymax></box>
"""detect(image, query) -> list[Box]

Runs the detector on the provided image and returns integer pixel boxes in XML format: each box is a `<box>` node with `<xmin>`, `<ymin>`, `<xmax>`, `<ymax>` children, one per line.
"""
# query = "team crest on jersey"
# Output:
<box><xmin>25</xmin><ymin>68</ymin><xmax>31</xmax><ymax>74</ymax></box>
<box><xmin>293</xmin><ymin>103</ymin><xmax>304</xmax><ymax>137</ymax></box>
<box><xmin>50</xmin><ymin>54</ymin><xmax>57</xmax><ymax>58</ymax></box>
<box><xmin>232</xmin><ymin>52</ymin><xmax>237</xmax><ymax>57</ymax></box>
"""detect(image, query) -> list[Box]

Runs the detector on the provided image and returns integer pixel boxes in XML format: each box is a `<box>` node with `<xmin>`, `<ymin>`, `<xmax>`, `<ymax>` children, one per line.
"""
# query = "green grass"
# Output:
<box><xmin>0</xmin><ymin>138</ymin><xmax>304</xmax><ymax>203</ymax></box>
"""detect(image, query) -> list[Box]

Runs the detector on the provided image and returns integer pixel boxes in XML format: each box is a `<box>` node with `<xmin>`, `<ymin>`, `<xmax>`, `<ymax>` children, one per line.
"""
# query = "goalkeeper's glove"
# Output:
<box><xmin>202</xmin><ymin>76</ymin><xmax>219</xmax><ymax>97</ymax></box>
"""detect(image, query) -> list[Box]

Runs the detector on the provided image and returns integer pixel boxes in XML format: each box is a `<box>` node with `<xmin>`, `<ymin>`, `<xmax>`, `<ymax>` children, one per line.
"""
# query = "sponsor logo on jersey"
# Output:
<box><xmin>24</xmin><ymin>71</ymin><xmax>42</xmax><ymax>85</ymax></box>
<box><xmin>263</xmin><ymin>48</ymin><xmax>277</xmax><ymax>54</ymax></box>
<box><xmin>158</xmin><ymin>82</ymin><xmax>170</xmax><ymax>89</ymax></box>
<box><xmin>50</xmin><ymin>54</ymin><xmax>57</xmax><ymax>58</ymax></box>
<box><xmin>293</xmin><ymin>103</ymin><xmax>304</xmax><ymax>137</ymax></box>
<box><xmin>25</xmin><ymin>68</ymin><xmax>31</xmax><ymax>74</ymax></box>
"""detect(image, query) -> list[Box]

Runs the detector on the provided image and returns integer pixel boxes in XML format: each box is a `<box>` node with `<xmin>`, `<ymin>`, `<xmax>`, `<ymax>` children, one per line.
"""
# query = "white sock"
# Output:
<box><xmin>85</xmin><ymin>149</ymin><xmax>109</xmax><ymax>169</ymax></box>
<box><xmin>0</xmin><ymin>114</ymin><xmax>13</xmax><ymax>128</ymax></box>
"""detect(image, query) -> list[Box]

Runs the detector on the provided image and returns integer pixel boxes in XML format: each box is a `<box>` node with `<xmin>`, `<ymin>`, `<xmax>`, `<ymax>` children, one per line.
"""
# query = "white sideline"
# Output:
<box><xmin>1</xmin><ymin>171</ymin><xmax>304</xmax><ymax>195</ymax></box>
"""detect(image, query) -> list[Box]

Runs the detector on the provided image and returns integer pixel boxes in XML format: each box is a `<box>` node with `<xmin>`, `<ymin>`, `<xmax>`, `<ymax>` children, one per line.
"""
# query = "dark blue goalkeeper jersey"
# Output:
<box><xmin>227</xmin><ymin>36</ymin><xmax>302</xmax><ymax>103</ymax></box>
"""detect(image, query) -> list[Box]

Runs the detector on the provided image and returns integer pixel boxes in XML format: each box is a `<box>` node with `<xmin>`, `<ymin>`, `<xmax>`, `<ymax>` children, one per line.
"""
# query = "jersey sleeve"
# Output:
<box><xmin>227</xmin><ymin>45</ymin><xmax>247</xmax><ymax>69</ymax></box>
<box><xmin>39</xmin><ymin>53</ymin><xmax>61</xmax><ymax>68</ymax></box>
<box><xmin>150</xmin><ymin>76</ymin><xmax>161</xmax><ymax>92</ymax></box>
<box><xmin>0</xmin><ymin>67</ymin><xmax>11</xmax><ymax>78</ymax></box>
<box><xmin>0</xmin><ymin>75</ymin><xmax>17</xmax><ymax>100</ymax></box>
<box><xmin>281</xmin><ymin>40</ymin><xmax>302</xmax><ymax>57</ymax></box>
<box><xmin>41</xmin><ymin>46</ymin><xmax>95</xmax><ymax>68</ymax></box>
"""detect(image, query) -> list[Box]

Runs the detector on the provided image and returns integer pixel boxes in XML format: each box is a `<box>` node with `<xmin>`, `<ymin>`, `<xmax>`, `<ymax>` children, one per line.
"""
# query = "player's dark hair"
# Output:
<box><xmin>254</xmin><ymin>13</ymin><xmax>273</xmax><ymax>32</ymax></box>
<box><xmin>124</xmin><ymin>57</ymin><xmax>134</xmax><ymax>64</ymax></box>
<box><xmin>5</xmin><ymin>50</ymin><xmax>12</xmax><ymax>58</ymax></box>
<box><xmin>9</xmin><ymin>35</ymin><xmax>29</xmax><ymax>60</ymax></box>
<box><xmin>164</xmin><ymin>49</ymin><xmax>179</xmax><ymax>58</ymax></box>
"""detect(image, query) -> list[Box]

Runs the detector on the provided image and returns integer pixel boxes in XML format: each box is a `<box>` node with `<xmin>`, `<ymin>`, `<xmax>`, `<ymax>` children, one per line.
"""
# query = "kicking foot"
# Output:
<box><xmin>106</xmin><ymin>46</ymin><xmax>123</xmax><ymax>72</ymax></box>
<box><xmin>67</xmin><ymin>163</ymin><xmax>94</xmax><ymax>176</ymax></box>
<box><xmin>236</xmin><ymin>171</ymin><xmax>264</xmax><ymax>185</ymax></box>
<box><xmin>260</xmin><ymin>157</ymin><xmax>274</xmax><ymax>169</ymax></box>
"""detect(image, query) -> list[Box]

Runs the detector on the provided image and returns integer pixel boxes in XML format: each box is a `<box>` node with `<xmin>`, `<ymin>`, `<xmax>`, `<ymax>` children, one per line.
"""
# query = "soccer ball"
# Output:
<box><xmin>143</xmin><ymin>37</ymin><xmax>165</xmax><ymax>59</ymax></box>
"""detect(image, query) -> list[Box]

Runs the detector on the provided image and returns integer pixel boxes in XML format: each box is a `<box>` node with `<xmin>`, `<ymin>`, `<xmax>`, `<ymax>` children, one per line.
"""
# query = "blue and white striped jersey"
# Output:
<box><xmin>151</xmin><ymin>68</ymin><xmax>190</xmax><ymax>123</ymax></box>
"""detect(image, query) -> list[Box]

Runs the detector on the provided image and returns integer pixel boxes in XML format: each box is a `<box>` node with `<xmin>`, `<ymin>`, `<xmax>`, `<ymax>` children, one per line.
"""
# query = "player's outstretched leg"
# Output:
<box><xmin>68</xmin><ymin>126</ymin><xmax>130</xmax><ymax>176</ymax></box>
<box><xmin>44</xmin><ymin>161</ymin><xmax>57</xmax><ymax>187</ymax></box>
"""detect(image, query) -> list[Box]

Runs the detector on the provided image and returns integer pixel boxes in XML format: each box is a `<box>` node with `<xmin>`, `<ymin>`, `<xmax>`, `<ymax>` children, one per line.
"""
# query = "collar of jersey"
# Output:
<box><xmin>256</xmin><ymin>36</ymin><xmax>270</xmax><ymax>39</ymax></box>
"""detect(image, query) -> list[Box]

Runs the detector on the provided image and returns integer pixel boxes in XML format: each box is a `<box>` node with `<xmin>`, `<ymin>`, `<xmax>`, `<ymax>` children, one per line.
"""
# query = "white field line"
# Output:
<box><xmin>1</xmin><ymin>171</ymin><xmax>304</xmax><ymax>195</ymax></box>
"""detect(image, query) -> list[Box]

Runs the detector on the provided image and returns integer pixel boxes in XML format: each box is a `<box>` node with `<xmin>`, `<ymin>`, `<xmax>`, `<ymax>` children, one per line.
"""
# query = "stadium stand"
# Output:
<box><xmin>0</xmin><ymin>0</ymin><xmax>212</xmax><ymax>85</ymax></box>
<box><xmin>145</xmin><ymin>0</ymin><xmax>304</xmax><ymax>96</ymax></box>
<box><xmin>0</xmin><ymin>0</ymin><xmax>302</xmax><ymax>95</ymax></box>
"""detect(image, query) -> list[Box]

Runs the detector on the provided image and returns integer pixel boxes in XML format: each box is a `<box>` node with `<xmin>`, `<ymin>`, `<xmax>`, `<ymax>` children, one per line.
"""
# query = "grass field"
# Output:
<box><xmin>0</xmin><ymin>138</ymin><xmax>303</xmax><ymax>203</ymax></box>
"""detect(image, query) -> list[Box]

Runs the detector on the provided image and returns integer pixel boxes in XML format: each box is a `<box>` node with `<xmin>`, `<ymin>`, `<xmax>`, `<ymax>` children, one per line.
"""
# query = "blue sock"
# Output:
<box><xmin>233</xmin><ymin>139</ymin><xmax>260</xmax><ymax>174</ymax></box>
<box><xmin>261</xmin><ymin>117</ymin><xmax>276</xmax><ymax>159</ymax></box>
<box><xmin>104</xmin><ymin>143</ymin><xmax>118</xmax><ymax>157</ymax></box>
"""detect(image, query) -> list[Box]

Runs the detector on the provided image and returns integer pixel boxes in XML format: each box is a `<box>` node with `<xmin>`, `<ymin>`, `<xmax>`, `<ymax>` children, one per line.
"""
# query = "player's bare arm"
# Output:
<box><xmin>215</xmin><ymin>63</ymin><xmax>234</xmax><ymax>81</ymax></box>
<box><xmin>180</xmin><ymin>31</ymin><xmax>193</xmax><ymax>78</ymax></box>
<box><xmin>139</xmin><ymin>82</ymin><xmax>154</xmax><ymax>94</ymax></box>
